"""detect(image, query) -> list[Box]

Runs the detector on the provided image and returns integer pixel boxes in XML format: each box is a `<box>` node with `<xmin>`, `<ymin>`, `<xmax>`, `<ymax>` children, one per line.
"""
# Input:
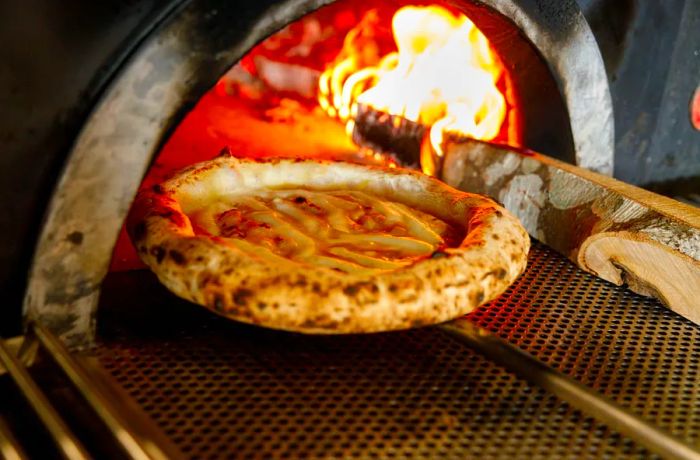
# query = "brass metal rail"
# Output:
<box><xmin>0</xmin><ymin>323</ymin><xmax>182</xmax><ymax>459</ymax></box>
<box><xmin>0</xmin><ymin>416</ymin><xmax>30</xmax><ymax>460</ymax></box>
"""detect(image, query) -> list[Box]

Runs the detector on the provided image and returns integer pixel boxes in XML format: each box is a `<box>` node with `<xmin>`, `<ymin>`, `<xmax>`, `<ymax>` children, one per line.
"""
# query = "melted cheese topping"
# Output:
<box><xmin>188</xmin><ymin>189</ymin><xmax>461</xmax><ymax>274</ymax></box>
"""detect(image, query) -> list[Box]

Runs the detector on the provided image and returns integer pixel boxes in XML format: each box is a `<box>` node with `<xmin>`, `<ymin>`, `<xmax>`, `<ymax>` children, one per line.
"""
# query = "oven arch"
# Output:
<box><xmin>23</xmin><ymin>0</ymin><xmax>613</xmax><ymax>347</ymax></box>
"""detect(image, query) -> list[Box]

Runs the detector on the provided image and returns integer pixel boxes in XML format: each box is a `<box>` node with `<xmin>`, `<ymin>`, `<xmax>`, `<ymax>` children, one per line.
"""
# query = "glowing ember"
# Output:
<box><xmin>318</xmin><ymin>5</ymin><xmax>507</xmax><ymax>173</ymax></box>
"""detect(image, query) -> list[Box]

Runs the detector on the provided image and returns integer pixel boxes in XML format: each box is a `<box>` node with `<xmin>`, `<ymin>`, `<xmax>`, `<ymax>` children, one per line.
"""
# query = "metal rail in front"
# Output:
<box><xmin>440</xmin><ymin>320</ymin><xmax>700</xmax><ymax>460</ymax></box>
<box><xmin>0</xmin><ymin>324</ymin><xmax>181</xmax><ymax>459</ymax></box>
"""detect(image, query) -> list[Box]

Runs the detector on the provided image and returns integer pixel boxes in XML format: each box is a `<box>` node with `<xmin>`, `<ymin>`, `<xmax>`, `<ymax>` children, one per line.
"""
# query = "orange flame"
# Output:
<box><xmin>318</xmin><ymin>5</ymin><xmax>508</xmax><ymax>174</ymax></box>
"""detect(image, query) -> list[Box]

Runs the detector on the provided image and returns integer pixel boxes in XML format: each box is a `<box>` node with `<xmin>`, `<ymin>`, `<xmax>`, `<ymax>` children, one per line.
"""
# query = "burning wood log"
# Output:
<box><xmin>439</xmin><ymin>137</ymin><xmax>700</xmax><ymax>325</ymax></box>
<box><xmin>351</xmin><ymin>103</ymin><xmax>428</xmax><ymax>169</ymax></box>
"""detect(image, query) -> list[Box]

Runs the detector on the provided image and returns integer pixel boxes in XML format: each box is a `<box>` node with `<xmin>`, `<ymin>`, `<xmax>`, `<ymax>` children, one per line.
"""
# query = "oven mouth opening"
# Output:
<box><xmin>22</xmin><ymin>0</ymin><xmax>614</xmax><ymax>353</ymax></box>
<box><xmin>109</xmin><ymin>0</ymin><xmax>573</xmax><ymax>272</ymax></box>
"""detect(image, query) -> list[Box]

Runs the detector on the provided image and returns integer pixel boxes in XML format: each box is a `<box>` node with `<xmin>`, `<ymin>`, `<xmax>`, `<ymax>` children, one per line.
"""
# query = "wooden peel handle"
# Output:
<box><xmin>440</xmin><ymin>138</ymin><xmax>700</xmax><ymax>324</ymax></box>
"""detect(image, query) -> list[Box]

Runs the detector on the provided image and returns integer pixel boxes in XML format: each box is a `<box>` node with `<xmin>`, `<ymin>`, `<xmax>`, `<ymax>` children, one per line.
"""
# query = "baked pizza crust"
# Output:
<box><xmin>127</xmin><ymin>157</ymin><xmax>530</xmax><ymax>333</ymax></box>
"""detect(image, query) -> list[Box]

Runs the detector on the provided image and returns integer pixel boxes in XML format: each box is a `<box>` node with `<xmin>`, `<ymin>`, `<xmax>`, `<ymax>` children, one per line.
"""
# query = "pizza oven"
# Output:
<box><xmin>1</xmin><ymin>0</ymin><xmax>700</xmax><ymax>458</ymax></box>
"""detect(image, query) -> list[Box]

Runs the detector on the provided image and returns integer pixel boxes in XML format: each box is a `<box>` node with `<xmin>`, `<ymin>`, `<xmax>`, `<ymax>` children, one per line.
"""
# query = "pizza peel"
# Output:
<box><xmin>352</xmin><ymin>127</ymin><xmax>700</xmax><ymax>458</ymax></box>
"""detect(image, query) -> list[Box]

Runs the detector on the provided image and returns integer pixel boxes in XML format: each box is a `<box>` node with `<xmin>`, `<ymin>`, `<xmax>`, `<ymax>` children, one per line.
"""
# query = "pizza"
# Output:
<box><xmin>127</xmin><ymin>156</ymin><xmax>529</xmax><ymax>333</ymax></box>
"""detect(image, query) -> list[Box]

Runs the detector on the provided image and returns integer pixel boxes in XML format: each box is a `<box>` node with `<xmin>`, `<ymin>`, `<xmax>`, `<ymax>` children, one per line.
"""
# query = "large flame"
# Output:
<box><xmin>319</xmin><ymin>5</ymin><xmax>507</xmax><ymax>174</ymax></box>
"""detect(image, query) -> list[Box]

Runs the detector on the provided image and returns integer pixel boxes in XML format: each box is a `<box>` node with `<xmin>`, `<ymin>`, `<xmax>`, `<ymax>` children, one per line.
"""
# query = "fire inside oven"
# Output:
<box><xmin>110</xmin><ymin>0</ymin><xmax>564</xmax><ymax>271</ymax></box>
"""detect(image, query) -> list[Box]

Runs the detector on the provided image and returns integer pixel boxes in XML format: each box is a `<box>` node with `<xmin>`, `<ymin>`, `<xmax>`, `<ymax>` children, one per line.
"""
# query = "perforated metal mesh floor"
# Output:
<box><xmin>93</xmin><ymin>243</ymin><xmax>700</xmax><ymax>459</ymax></box>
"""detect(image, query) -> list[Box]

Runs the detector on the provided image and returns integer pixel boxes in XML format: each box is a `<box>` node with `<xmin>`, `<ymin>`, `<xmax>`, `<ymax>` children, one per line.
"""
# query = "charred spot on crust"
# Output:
<box><xmin>213</xmin><ymin>295</ymin><xmax>225</xmax><ymax>312</ymax></box>
<box><xmin>169</xmin><ymin>249</ymin><xmax>186</xmax><ymax>265</ymax></box>
<box><xmin>132</xmin><ymin>222</ymin><xmax>147</xmax><ymax>242</ymax></box>
<box><xmin>343</xmin><ymin>282</ymin><xmax>379</xmax><ymax>298</ymax></box>
<box><xmin>295</xmin><ymin>277</ymin><xmax>307</xmax><ymax>287</ymax></box>
<box><xmin>150</xmin><ymin>246</ymin><xmax>166</xmax><ymax>263</ymax></box>
<box><xmin>233</xmin><ymin>288</ymin><xmax>254</xmax><ymax>306</ymax></box>
<box><xmin>301</xmin><ymin>316</ymin><xmax>339</xmax><ymax>329</ymax></box>
<box><xmin>67</xmin><ymin>231</ymin><xmax>83</xmax><ymax>245</ymax></box>
<box><xmin>495</xmin><ymin>210</ymin><xmax>503</xmax><ymax>217</ymax></box>
<box><xmin>293</xmin><ymin>196</ymin><xmax>307</xmax><ymax>204</ymax></box>
<box><xmin>218</xmin><ymin>146</ymin><xmax>233</xmax><ymax>157</ymax></box>
<box><xmin>492</xmin><ymin>234</ymin><xmax>500</xmax><ymax>240</ymax></box>
<box><xmin>311</xmin><ymin>282</ymin><xmax>321</xmax><ymax>293</ymax></box>
<box><xmin>151</xmin><ymin>184</ymin><xmax>165</xmax><ymax>195</ymax></box>
<box><xmin>257</xmin><ymin>302</ymin><xmax>267</xmax><ymax>310</ymax></box>
<box><xmin>163</xmin><ymin>210</ymin><xmax>186</xmax><ymax>227</ymax></box>
<box><xmin>483</xmin><ymin>268</ymin><xmax>507</xmax><ymax>281</ymax></box>
<box><xmin>388</xmin><ymin>284</ymin><xmax>397</xmax><ymax>292</ymax></box>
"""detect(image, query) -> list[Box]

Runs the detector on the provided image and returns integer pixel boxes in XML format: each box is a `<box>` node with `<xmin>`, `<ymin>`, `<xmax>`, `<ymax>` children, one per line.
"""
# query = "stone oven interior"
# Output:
<box><xmin>109</xmin><ymin>0</ymin><xmax>579</xmax><ymax>271</ymax></box>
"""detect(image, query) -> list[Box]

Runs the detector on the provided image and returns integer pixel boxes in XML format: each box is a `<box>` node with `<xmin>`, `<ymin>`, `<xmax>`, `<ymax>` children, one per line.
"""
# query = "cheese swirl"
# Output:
<box><xmin>188</xmin><ymin>189</ymin><xmax>460</xmax><ymax>274</ymax></box>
